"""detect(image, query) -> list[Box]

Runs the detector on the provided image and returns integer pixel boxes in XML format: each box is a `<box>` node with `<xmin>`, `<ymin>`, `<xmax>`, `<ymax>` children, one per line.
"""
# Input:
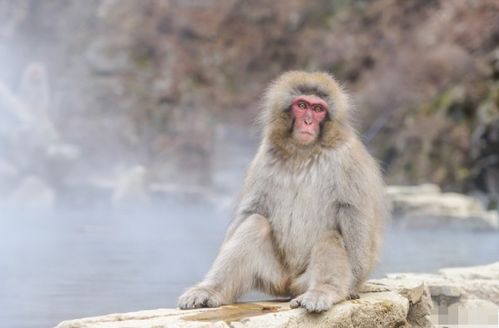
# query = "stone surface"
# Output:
<box><xmin>378</xmin><ymin>261</ymin><xmax>499</xmax><ymax>326</ymax></box>
<box><xmin>439</xmin><ymin>261</ymin><xmax>499</xmax><ymax>281</ymax></box>
<box><xmin>54</xmin><ymin>262</ymin><xmax>499</xmax><ymax>327</ymax></box>
<box><xmin>364</xmin><ymin>279</ymin><xmax>433</xmax><ymax>327</ymax></box>
<box><xmin>55</xmin><ymin>292</ymin><xmax>412</xmax><ymax>328</ymax></box>
<box><xmin>111</xmin><ymin>165</ymin><xmax>150</xmax><ymax>207</ymax></box>
<box><xmin>388</xmin><ymin>184</ymin><xmax>499</xmax><ymax>230</ymax></box>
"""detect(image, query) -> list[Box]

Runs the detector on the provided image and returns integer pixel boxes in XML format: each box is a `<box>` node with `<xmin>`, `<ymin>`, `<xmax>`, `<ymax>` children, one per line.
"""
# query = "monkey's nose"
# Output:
<box><xmin>304</xmin><ymin>112</ymin><xmax>313</xmax><ymax>125</ymax></box>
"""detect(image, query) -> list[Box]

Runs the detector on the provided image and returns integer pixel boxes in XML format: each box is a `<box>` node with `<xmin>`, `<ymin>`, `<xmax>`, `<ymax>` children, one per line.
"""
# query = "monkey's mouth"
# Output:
<box><xmin>295</xmin><ymin>131</ymin><xmax>317</xmax><ymax>145</ymax></box>
<box><xmin>299</xmin><ymin>131</ymin><xmax>314</xmax><ymax>136</ymax></box>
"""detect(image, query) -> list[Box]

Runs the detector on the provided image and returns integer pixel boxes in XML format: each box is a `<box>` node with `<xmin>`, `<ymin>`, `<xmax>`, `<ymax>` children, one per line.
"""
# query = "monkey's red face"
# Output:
<box><xmin>291</xmin><ymin>95</ymin><xmax>328</xmax><ymax>145</ymax></box>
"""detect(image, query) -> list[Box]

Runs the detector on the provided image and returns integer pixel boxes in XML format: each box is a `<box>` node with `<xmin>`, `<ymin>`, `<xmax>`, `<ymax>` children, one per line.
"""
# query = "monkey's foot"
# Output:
<box><xmin>177</xmin><ymin>286</ymin><xmax>224</xmax><ymax>310</ymax></box>
<box><xmin>289</xmin><ymin>289</ymin><xmax>341</xmax><ymax>313</ymax></box>
<box><xmin>347</xmin><ymin>292</ymin><xmax>360</xmax><ymax>300</ymax></box>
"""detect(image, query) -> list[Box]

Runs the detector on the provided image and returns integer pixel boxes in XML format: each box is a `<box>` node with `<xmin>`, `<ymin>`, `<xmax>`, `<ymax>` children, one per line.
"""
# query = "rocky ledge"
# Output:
<box><xmin>55</xmin><ymin>262</ymin><xmax>499</xmax><ymax>328</ymax></box>
<box><xmin>388</xmin><ymin>184</ymin><xmax>499</xmax><ymax>230</ymax></box>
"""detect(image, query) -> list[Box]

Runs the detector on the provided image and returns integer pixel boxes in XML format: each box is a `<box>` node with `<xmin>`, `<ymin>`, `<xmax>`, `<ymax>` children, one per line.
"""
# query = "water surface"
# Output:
<box><xmin>1</xmin><ymin>205</ymin><xmax>498</xmax><ymax>328</ymax></box>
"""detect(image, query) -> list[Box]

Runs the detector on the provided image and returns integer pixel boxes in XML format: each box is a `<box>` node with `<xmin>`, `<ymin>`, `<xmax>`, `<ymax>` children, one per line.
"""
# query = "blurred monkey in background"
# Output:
<box><xmin>178</xmin><ymin>71</ymin><xmax>389</xmax><ymax>313</ymax></box>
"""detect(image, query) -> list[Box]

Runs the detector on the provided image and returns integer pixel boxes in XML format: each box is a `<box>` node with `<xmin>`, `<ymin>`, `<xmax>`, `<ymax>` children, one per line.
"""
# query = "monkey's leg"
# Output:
<box><xmin>177</xmin><ymin>214</ymin><xmax>286</xmax><ymax>309</ymax></box>
<box><xmin>289</xmin><ymin>231</ymin><xmax>352</xmax><ymax>313</ymax></box>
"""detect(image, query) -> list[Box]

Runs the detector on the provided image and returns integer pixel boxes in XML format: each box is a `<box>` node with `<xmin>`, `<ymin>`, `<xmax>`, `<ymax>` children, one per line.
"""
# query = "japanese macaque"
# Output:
<box><xmin>178</xmin><ymin>71</ymin><xmax>389</xmax><ymax>313</ymax></box>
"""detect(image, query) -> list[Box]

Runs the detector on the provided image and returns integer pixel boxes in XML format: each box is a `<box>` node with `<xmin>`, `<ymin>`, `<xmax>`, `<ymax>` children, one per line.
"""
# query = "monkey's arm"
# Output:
<box><xmin>225</xmin><ymin>181</ymin><xmax>269</xmax><ymax>240</ymax></box>
<box><xmin>335</xmin><ymin>140</ymin><xmax>387</xmax><ymax>294</ymax></box>
<box><xmin>337</xmin><ymin>201</ymin><xmax>379</xmax><ymax>295</ymax></box>
<box><xmin>224</xmin><ymin>149</ymin><xmax>272</xmax><ymax>240</ymax></box>
<box><xmin>225</xmin><ymin>185</ymin><xmax>269</xmax><ymax>240</ymax></box>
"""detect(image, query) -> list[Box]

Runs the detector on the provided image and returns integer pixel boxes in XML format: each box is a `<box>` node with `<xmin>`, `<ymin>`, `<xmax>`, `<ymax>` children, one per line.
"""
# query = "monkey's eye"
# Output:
<box><xmin>313</xmin><ymin>105</ymin><xmax>324</xmax><ymax>112</ymax></box>
<box><xmin>297</xmin><ymin>101</ymin><xmax>307</xmax><ymax>109</ymax></box>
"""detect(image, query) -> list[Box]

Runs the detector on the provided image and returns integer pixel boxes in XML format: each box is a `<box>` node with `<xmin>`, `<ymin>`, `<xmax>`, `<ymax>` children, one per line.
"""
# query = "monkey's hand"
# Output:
<box><xmin>289</xmin><ymin>289</ymin><xmax>342</xmax><ymax>313</ymax></box>
<box><xmin>177</xmin><ymin>286</ymin><xmax>224</xmax><ymax>310</ymax></box>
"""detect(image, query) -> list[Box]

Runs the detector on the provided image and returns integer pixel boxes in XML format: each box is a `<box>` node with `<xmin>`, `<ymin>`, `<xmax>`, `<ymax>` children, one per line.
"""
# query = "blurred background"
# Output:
<box><xmin>0</xmin><ymin>1</ymin><xmax>498</xmax><ymax>327</ymax></box>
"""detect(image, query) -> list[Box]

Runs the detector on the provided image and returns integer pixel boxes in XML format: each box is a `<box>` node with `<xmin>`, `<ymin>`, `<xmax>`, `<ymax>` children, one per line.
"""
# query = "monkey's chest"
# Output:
<box><xmin>268</xmin><ymin>176</ymin><xmax>334</xmax><ymax>273</ymax></box>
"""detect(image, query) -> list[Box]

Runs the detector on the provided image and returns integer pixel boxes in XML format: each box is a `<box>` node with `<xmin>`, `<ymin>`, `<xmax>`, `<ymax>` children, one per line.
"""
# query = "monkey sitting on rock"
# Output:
<box><xmin>178</xmin><ymin>71</ymin><xmax>389</xmax><ymax>313</ymax></box>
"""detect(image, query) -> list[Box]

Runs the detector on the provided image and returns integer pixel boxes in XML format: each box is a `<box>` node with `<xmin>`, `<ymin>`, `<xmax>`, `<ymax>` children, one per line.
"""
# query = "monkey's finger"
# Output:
<box><xmin>205</xmin><ymin>298</ymin><xmax>221</xmax><ymax>308</ymax></box>
<box><xmin>192</xmin><ymin>295</ymin><xmax>208</xmax><ymax>308</ymax></box>
<box><xmin>289</xmin><ymin>297</ymin><xmax>303</xmax><ymax>309</ymax></box>
<box><xmin>304</xmin><ymin>299</ymin><xmax>329</xmax><ymax>313</ymax></box>
<box><xmin>178</xmin><ymin>293</ymin><xmax>204</xmax><ymax>309</ymax></box>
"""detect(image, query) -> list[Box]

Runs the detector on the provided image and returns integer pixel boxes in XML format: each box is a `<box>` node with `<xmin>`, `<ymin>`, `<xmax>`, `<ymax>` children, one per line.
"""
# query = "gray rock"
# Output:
<box><xmin>55</xmin><ymin>293</ymin><xmax>413</xmax><ymax>328</ymax></box>
<box><xmin>388</xmin><ymin>184</ymin><xmax>499</xmax><ymax>230</ymax></box>
<box><xmin>377</xmin><ymin>261</ymin><xmax>499</xmax><ymax>326</ymax></box>
<box><xmin>54</xmin><ymin>262</ymin><xmax>499</xmax><ymax>327</ymax></box>
<box><xmin>111</xmin><ymin>165</ymin><xmax>150</xmax><ymax>207</ymax></box>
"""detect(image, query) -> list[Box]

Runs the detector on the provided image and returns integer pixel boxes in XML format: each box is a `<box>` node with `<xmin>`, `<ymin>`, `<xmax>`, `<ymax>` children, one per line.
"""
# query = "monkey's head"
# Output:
<box><xmin>261</xmin><ymin>71</ymin><xmax>352</xmax><ymax>156</ymax></box>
